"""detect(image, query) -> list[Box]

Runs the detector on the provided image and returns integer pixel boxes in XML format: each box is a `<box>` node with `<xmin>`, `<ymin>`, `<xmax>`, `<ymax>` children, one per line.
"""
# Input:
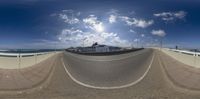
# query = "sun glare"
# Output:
<box><xmin>95</xmin><ymin>23</ymin><xmax>104</xmax><ymax>32</ymax></box>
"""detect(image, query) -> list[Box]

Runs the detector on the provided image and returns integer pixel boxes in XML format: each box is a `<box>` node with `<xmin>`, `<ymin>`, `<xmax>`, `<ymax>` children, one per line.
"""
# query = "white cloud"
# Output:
<box><xmin>83</xmin><ymin>15</ymin><xmax>97</xmax><ymax>25</ymax></box>
<box><xmin>174</xmin><ymin>11</ymin><xmax>187</xmax><ymax>19</ymax></box>
<box><xmin>120</xmin><ymin>16</ymin><xmax>154</xmax><ymax>28</ymax></box>
<box><xmin>162</xmin><ymin>17</ymin><xmax>174</xmax><ymax>21</ymax></box>
<box><xmin>154</xmin><ymin>11</ymin><xmax>187</xmax><ymax>21</ymax></box>
<box><xmin>134</xmin><ymin>19</ymin><xmax>154</xmax><ymax>28</ymax></box>
<box><xmin>83</xmin><ymin>15</ymin><xmax>104</xmax><ymax>32</ymax></box>
<box><xmin>154</xmin><ymin>12</ymin><xmax>172</xmax><ymax>17</ymax></box>
<box><xmin>134</xmin><ymin>38</ymin><xmax>139</xmax><ymax>42</ymax></box>
<box><xmin>57</xmin><ymin>28</ymin><xmax>131</xmax><ymax>47</ymax></box>
<box><xmin>109</xmin><ymin>15</ymin><xmax>117</xmax><ymax>23</ymax></box>
<box><xmin>58</xmin><ymin>28</ymin><xmax>84</xmax><ymax>42</ymax></box>
<box><xmin>151</xmin><ymin>29</ymin><xmax>166</xmax><ymax>37</ymax></box>
<box><xmin>129</xmin><ymin>29</ymin><xmax>136</xmax><ymax>33</ymax></box>
<box><xmin>94</xmin><ymin>23</ymin><xmax>104</xmax><ymax>32</ymax></box>
<box><xmin>58</xmin><ymin>10</ymin><xmax>80</xmax><ymax>24</ymax></box>
<box><xmin>54</xmin><ymin>13</ymin><xmax>132</xmax><ymax>47</ymax></box>
<box><xmin>62</xmin><ymin>9</ymin><xmax>73</xmax><ymax>13</ymax></box>
<box><xmin>77</xmin><ymin>12</ymin><xmax>81</xmax><ymax>16</ymax></box>
<box><xmin>59</xmin><ymin>14</ymin><xmax>79</xmax><ymax>24</ymax></box>
<box><xmin>107</xmin><ymin>9</ymin><xmax>119</xmax><ymax>15</ymax></box>
<box><xmin>141</xmin><ymin>34</ymin><xmax>145</xmax><ymax>37</ymax></box>
<box><xmin>108</xmin><ymin>10</ymin><xmax>154</xmax><ymax>28</ymax></box>
<box><xmin>51</xmin><ymin>9</ymin><xmax>160</xmax><ymax>48</ymax></box>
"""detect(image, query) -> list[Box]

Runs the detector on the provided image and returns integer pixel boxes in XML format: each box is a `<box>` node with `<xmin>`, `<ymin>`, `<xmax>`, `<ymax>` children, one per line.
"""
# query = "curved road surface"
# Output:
<box><xmin>0</xmin><ymin>49</ymin><xmax>200</xmax><ymax>99</ymax></box>
<box><xmin>63</xmin><ymin>49</ymin><xmax>154</xmax><ymax>88</ymax></box>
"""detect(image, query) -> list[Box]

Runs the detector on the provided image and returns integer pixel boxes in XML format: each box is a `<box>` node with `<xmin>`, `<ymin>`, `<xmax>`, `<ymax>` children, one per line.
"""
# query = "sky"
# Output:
<box><xmin>0</xmin><ymin>0</ymin><xmax>199</xmax><ymax>49</ymax></box>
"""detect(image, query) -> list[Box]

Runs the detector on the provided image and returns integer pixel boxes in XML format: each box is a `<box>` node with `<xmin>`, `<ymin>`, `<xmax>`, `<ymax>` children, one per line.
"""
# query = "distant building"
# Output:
<box><xmin>92</xmin><ymin>42</ymin><xmax>110</xmax><ymax>52</ymax></box>
<box><xmin>67</xmin><ymin>42</ymin><xmax>122</xmax><ymax>53</ymax></box>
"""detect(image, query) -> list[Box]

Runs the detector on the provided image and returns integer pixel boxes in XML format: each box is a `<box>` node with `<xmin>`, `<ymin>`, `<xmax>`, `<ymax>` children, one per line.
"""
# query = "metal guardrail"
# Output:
<box><xmin>166</xmin><ymin>48</ymin><xmax>200</xmax><ymax>57</ymax></box>
<box><xmin>0</xmin><ymin>52</ymin><xmax>53</xmax><ymax>57</ymax></box>
<box><xmin>0</xmin><ymin>51</ymin><xmax>57</xmax><ymax>69</ymax></box>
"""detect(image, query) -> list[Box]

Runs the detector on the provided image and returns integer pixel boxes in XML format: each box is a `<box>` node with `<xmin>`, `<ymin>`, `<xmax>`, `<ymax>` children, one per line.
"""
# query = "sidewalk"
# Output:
<box><xmin>0</xmin><ymin>54</ymin><xmax>57</xmax><ymax>93</ymax></box>
<box><xmin>158</xmin><ymin>51</ymin><xmax>200</xmax><ymax>90</ymax></box>
<box><xmin>161</xmin><ymin>49</ymin><xmax>200</xmax><ymax>68</ymax></box>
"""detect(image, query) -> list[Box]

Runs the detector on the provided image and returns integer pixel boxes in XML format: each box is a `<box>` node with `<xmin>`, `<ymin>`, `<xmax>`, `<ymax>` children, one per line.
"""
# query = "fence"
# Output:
<box><xmin>162</xmin><ymin>48</ymin><xmax>200</xmax><ymax>68</ymax></box>
<box><xmin>0</xmin><ymin>52</ymin><xmax>56</xmax><ymax>69</ymax></box>
<box><xmin>166</xmin><ymin>48</ymin><xmax>200</xmax><ymax>57</ymax></box>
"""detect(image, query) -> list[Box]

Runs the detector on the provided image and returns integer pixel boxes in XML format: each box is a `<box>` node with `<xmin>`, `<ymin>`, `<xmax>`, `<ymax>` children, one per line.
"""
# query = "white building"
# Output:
<box><xmin>94</xmin><ymin>45</ymin><xmax>110</xmax><ymax>52</ymax></box>
<box><xmin>68</xmin><ymin>42</ymin><xmax>122</xmax><ymax>53</ymax></box>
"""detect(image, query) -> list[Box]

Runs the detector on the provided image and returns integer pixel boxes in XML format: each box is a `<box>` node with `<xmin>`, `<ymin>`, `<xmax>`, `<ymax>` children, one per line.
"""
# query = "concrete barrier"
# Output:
<box><xmin>161</xmin><ymin>48</ymin><xmax>200</xmax><ymax>68</ymax></box>
<box><xmin>0</xmin><ymin>52</ymin><xmax>57</xmax><ymax>69</ymax></box>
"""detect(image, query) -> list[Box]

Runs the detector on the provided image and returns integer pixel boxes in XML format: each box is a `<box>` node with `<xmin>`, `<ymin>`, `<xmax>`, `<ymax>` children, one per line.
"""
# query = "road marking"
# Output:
<box><xmin>64</xmin><ymin>49</ymin><xmax>150</xmax><ymax>62</ymax></box>
<box><xmin>61</xmin><ymin>53</ymin><xmax>155</xmax><ymax>89</ymax></box>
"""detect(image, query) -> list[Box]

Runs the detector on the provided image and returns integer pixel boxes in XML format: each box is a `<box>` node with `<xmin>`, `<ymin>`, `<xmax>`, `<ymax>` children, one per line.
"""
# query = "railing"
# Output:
<box><xmin>161</xmin><ymin>48</ymin><xmax>200</xmax><ymax>68</ymax></box>
<box><xmin>165</xmin><ymin>48</ymin><xmax>200</xmax><ymax>57</ymax></box>
<box><xmin>0</xmin><ymin>51</ymin><xmax>56</xmax><ymax>69</ymax></box>
<box><xmin>0</xmin><ymin>52</ymin><xmax>53</xmax><ymax>57</ymax></box>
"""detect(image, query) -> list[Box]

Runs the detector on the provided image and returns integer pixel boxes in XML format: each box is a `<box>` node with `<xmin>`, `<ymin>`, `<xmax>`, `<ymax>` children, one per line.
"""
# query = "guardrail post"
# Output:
<box><xmin>35</xmin><ymin>53</ymin><xmax>37</xmax><ymax>64</ymax></box>
<box><xmin>194</xmin><ymin>50</ymin><xmax>197</xmax><ymax>66</ymax></box>
<box><xmin>18</xmin><ymin>54</ymin><xmax>19</xmax><ymax>68</ymax></box>
<box><xmin>193</xmin><ymin>54</ymin><xmax>196</xmax><ymax>66</ymax></box>
<box><xmin>18</xmin><ymin>53</ymin><xmax>21</xmax><ymax>69</ymax></box>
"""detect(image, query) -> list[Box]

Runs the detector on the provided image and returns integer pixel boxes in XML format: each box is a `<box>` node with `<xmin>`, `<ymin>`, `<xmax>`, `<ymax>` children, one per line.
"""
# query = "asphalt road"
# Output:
<box><xmin>63</xmin><ymin>49</ymin><xmax>154</xmax><ymax>88</ymax></box>
<box><xmin>1</xmin><ymin>49</ymin><xmax>200</xmax><ymax>99</ymax></box>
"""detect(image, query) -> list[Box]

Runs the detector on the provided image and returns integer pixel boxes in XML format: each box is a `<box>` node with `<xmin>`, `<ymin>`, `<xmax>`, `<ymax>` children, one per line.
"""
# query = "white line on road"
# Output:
<box><xmin>61</xmin><ymin>53</ymin><xmax>155</xmax><ymax>89</ymax></box>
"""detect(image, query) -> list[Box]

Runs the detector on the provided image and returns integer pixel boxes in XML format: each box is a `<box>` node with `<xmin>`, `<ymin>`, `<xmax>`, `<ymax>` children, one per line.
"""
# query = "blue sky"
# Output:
<box><xmin>0</xmin><ymin>0</ymin><xmax>199</xmax><ymax>49</ymax></box>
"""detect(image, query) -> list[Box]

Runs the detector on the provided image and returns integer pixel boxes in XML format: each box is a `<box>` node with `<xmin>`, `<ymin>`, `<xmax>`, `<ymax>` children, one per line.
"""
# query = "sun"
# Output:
<box><xmin>94</xmin><ymin>23</ymin><xmax>104</xmax><ymax>32</ymax></box>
